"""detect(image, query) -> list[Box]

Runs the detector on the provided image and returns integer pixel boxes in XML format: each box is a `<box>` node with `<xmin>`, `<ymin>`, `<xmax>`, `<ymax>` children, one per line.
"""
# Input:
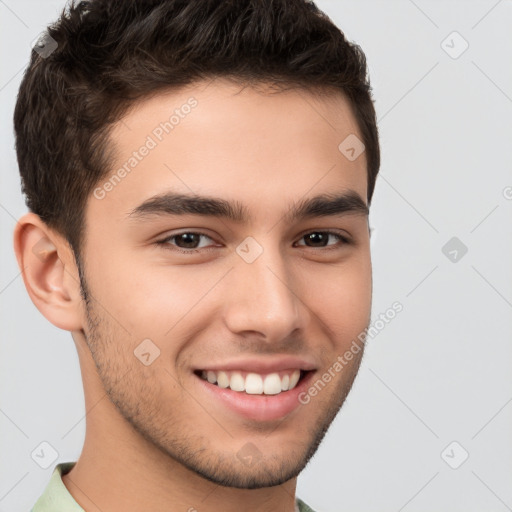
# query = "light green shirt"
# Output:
<box><xmin>31</xmin><ymin>462</ymin><xmax>317</xmax><ymax>512</ymax></box>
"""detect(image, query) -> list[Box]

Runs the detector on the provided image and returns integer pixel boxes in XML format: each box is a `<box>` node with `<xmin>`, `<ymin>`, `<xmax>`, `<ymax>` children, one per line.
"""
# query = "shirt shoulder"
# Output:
<box><xmin>296</xmin><ymin>496</ymin><xmax>317</xmax><ymax>512</ymax></box>
<box><xmin>31</xmin><ymin>461</ymin><xmax>84</xmax><ymax>512</ymax></box>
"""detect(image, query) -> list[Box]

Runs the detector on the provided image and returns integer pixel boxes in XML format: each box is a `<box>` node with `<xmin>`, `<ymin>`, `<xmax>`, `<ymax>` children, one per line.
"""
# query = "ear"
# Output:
<box><xmin>13</xmin><ymin>212</ymin><xmax>85</xmax><ymax>331</ymax></box>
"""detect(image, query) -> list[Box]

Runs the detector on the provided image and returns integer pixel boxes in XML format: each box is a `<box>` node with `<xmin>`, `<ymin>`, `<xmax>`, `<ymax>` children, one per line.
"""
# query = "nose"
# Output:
<box><xmin>222</xmin><ymin>242</ymin><xmax>308</xmax><ymax>343</ymax></box>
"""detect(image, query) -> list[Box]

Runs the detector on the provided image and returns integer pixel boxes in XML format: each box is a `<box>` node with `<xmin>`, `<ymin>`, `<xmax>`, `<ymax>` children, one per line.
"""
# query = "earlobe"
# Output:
<box><xmin>13</xmin><ymin>213</ymin><xmax>84</xmax><ymax>331</ymax></box>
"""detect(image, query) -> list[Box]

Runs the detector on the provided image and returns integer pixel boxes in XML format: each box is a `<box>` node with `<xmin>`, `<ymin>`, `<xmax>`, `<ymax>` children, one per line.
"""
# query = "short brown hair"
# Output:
<box><xmin>13</xmin><ymin>0</ymin><xmax>380</xmax><ymax>261</ymax></box>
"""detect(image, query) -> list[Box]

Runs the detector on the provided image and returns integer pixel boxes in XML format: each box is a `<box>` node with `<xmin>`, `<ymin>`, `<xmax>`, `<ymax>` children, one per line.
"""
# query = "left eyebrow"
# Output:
<box><xmin>126</xmin><ymin>190</ymin><xmax>369</xmax><ymax>223</ymax></box>
<box><xmin>285</xmin><ymin>191</ymin><xmax>369</xmax><ymax>223</ymax></box>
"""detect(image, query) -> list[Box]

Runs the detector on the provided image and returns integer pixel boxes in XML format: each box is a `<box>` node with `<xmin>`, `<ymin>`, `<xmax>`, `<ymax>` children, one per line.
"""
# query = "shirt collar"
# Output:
<box><xmin>31</xmin><ymin>462</ymin><xmax>84</xmax><ymax>512</ymax></box>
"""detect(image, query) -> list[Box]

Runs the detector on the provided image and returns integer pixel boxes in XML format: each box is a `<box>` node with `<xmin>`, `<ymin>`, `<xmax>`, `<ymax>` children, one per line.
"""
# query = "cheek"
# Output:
<box><xmin>304</xmin><ymin>256</ymin><xmax>372</xmax><ymax>341</ymax></box>
<box><xmin>87</xmin><ymin>250</ymin><xmax>221</xmax><ymax>338</ymax></box>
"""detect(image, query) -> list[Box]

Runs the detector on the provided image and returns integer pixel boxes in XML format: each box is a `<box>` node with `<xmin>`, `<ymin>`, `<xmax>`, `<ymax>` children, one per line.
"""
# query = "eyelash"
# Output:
<box><xmin>155</xmin><ymin>230</ymin><xmax>351</xmax><ymax>255</ymax></box>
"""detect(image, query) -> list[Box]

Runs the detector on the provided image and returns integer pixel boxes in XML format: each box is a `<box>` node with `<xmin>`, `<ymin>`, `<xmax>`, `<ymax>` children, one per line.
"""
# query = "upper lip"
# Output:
<box><xmin>195</xmin><ymin>356</ymin><xmax>317</xmax><ymax>374</ymax></box>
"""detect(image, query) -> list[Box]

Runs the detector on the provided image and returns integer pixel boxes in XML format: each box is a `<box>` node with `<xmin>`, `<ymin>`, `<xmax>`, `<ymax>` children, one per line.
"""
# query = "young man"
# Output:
<box><xmin>13</xmin><ymin>0</ymin><xmax>380</xmax><ymax>510</ymax></box>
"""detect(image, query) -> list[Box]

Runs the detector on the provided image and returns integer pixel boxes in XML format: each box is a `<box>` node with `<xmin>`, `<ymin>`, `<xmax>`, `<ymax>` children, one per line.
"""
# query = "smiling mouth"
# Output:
<box><xmin>193</xmin><ymin>369</ymin><xmax>310</xmax><ymax>396</ymax></box>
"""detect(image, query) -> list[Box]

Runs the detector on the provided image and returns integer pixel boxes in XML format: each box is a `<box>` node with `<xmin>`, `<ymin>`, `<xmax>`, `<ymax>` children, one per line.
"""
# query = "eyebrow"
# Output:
<box><xmin>126</xmin><ymin>190</ymin><xmax>369</xmax><ymax>224</ymax></box>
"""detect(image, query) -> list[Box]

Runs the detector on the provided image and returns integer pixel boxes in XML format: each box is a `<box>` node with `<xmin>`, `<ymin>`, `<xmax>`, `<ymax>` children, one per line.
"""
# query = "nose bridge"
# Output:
<box><xmin>223</xmin><ymin>239</ymin><xmax>305</xmax><ymax>340</ymax></box>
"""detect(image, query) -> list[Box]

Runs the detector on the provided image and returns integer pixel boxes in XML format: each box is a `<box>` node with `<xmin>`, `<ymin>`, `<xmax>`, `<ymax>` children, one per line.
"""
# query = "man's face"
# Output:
<box><xmin>79</xmin><ymin>79</ymin><xmax>372</xmax><ymax>488</ymax></box>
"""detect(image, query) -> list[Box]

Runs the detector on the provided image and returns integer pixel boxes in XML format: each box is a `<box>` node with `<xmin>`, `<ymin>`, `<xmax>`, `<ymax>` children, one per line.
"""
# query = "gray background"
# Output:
<box><xmin>1</xmin><ymin>1</ymin><xmax>511</xmax><ymax>511</ymax></box>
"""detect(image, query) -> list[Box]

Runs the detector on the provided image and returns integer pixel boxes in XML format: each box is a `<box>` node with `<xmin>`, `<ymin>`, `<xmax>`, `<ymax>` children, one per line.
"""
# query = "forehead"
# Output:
<box><xmin>88</xmin><ymin>79</ymin><xmax>368</xmax><ymax>226</ymax></box>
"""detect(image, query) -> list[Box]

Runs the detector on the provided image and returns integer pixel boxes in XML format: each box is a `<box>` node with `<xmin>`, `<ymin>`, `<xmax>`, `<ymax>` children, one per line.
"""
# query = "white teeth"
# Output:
<box><xmin>263</xmin><ymin>373</ymin><xmax>282</xmax><ymax>395</ymax></box>
<box><xmin>217</xmin><ymin>371</ymin><xmax>230</xmax><ymax>388</ymax></box>
<box><xmin>199</xmin><ymin>369</ymin><xmax>305</xmax><ymax>395</ymax></box>
<box><xmin>245</xmin><ymin>373</ymin><xmax>264</xmax><ymax>394</ymax></box>
<box><xmin>230</xmin><ymin>372</ymin><xmax>245</xmax><ymax>392</ymax></box>
<box><xmin>289</xmin><ymin>369</ymin><xmax>300</xmax><ymax>390</ymax></box>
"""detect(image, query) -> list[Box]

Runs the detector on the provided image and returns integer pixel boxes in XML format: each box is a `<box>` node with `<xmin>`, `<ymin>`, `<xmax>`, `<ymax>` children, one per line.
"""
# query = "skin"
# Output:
<box><xmin>14</xmin><ymin>78</ymin><xmax>372</xmax><ymax>512</ymax></box>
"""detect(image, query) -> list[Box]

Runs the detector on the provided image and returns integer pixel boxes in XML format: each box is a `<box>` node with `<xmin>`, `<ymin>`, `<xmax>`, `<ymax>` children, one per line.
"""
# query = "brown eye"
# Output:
<box><xmin>156</xmin><ymin>232</ymin><xmax>216</xmax><ymax>253</ymax></box>
<box><xmin>297</xmin><ymin>231</ymin><xmax>349</xmax><ymax>249</ymax></box>
<box><xmin>173</xmin><ymin>233</ymin><xmax>202</xmax><ymax>249</ymax></box>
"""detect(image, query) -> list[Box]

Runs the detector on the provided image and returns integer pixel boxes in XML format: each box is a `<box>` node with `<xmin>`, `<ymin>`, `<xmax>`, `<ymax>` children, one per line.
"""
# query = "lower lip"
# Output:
<box><xmin>194</xmin><ymin>371</ymin><xmax>316</xmax><ymax>422</ymax></box>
